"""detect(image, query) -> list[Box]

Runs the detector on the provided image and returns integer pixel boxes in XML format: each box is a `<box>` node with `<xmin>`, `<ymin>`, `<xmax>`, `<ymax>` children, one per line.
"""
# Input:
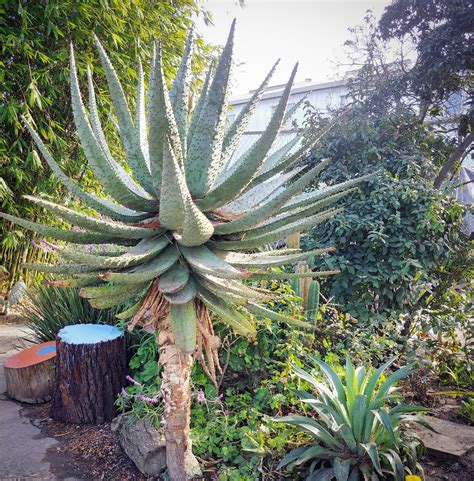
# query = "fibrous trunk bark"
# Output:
<box><xmin>158</xmin><ymin>327</ymin><xmax>200</xmax><ymax>481</ymax></box>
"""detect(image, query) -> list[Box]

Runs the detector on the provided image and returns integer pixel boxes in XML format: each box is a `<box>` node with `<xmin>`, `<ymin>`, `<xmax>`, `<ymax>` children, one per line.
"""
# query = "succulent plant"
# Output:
<box><xmin>0</xmin><ymin>279</ymin><xmax>27</xmax><ymax>315</ymax></box>
<box><xmin>1</xmin><ymin>22</ymin><xmax>373</xmax><ymax>479</ymax></box>
<box><xmin>273</xmin><ymin>357</ymin><xmax>427</xmax><ymax>480</ymax></box>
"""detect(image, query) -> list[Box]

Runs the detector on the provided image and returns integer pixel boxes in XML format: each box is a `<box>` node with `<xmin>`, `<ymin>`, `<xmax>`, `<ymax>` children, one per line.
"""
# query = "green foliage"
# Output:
<box><xmin>0</xmin><ymin>0</ymin><xmax>213</xmax><ymax>288</ymax></box>
<box><xmin>23</xmin><ymin>283</ymin><xmax>120</xmax><ymax>342</ymax></box>
<box><xmin>274</xmin><ymin>357</ymin><xmax>425</xmax><ymax>480</ymax></box>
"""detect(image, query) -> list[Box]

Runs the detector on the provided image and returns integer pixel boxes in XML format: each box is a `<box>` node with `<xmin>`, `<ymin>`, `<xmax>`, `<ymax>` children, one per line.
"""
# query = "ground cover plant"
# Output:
<box><xmin>0</xmin><ymin>22</ymin><xmax>373</xmax><ymax>479</ymax></box>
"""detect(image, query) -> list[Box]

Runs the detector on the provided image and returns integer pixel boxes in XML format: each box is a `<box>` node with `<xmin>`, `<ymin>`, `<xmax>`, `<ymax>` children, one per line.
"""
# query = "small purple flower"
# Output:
<box><xmin>121</xmin><ymin>387</ymin><xmax>128</xmax><ymax>397</ymax></box>
<box><xmin>31</xmin><ymin>239</ymin><xmax>41</xmax><ymax>250</ymax></box>
<box><xmin>71</xmin><ymin>226</ymin><xmax>83</xmax><ymax>233</ymax></box>
<box><xmin>126</xmin><ymin>374</ymin><xmax>141</xmax><ymax>386</ymax></box>
<box><xmin>196</xmin><ymin>390</ymin><xmax>206</xmax><ymax>403</ymax></box>
<box><xmin>222</xmin><ymin>408</ymin><xmax>229</xmax><ymax>416</ymax></box>
<box><xmin>140</xmin><ymin>394</ymin><xmax>159</xmax><ymax>405</ymax></box>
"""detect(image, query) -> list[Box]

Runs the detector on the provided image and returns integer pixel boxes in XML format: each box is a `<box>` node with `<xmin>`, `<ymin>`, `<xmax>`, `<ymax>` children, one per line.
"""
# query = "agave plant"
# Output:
<box><xmin>0</xmin><ymin>22</ymin><xmax>373</xmax><ymax>479</ymax></box>
<box><xmin>274</xmin><ymin>357</ymin><xmax>427</xmax><ymax>480</ymax></box>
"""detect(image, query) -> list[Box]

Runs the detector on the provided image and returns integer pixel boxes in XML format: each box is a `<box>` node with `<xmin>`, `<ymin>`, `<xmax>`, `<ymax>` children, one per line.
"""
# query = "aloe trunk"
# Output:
<box><xmin>2</xmin><ymin>21</ymin><xmax>374</xmax><ymax>479</ymax></box>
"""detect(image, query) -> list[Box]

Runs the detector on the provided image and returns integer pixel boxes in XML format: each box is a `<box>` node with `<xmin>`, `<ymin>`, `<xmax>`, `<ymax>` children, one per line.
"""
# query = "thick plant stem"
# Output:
<box><xmin>158</xmin><ymin>325</ymin><xmax>200</xmax><ymax>481</ymax></box>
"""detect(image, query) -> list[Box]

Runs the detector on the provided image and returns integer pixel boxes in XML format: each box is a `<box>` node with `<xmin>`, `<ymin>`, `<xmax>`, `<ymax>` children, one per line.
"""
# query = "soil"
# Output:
<box><xmin>22</xmin><ymin>403</ymin><xmax>147</xmax><ymax>481</ymax></box>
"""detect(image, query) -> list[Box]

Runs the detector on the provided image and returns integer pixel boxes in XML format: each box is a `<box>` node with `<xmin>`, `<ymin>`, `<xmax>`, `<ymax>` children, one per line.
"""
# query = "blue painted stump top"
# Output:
<box><xmin>58</xmin><ymin>324</ymin><xmax>123</xmax><ymax>345</ymax></box>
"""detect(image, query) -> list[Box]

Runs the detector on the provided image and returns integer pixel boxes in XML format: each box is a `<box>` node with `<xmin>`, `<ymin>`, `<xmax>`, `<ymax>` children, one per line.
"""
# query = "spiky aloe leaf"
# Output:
<box><xmin>89</xmin><ymin>284</ymin><xmax>147</xmax><ymax>309</ymax></box>
<box><xmin>250</xmin><ymin>270</ymin><xmax>340</xmax><ymax>280</ymax></box>
<box><xmin>220</xmin><ymin>59</ymin><xmax>280</xmax><ymax>168</ymax></box>
<box><xmin>170</xmin><ymin>30</ymin><xmax>194</xmax><ymax>149</ymax></box>
<box><xmin>170</xmin><ymin>301</ymin><xmax>197</xmax><ymax>353</ymax></box>
<box><xmin>213</xmin><ymin>158</ymin><xmax>332</xmax><ymax>234</ymax></box>
<box><xmin>136</xmin><ymin>58</ymin><xmax>150</xmax><ymax>169</ymax></box>
<box><xmin>164</xmin><ymin>277</ymin><xmax>197</xmax><ymax>304</ymax></box>
<box><xmin>185</xmin><ymin>20</ymin><xmax>235</xmax><ymax>197</ymax></box>
<box><xmin>159</xmin><ymin>262</ymin><xmax>190</xmax><ymax>293</ymax></box>
<box><xmin>210</xmin><ymin>209</ymin><xmax>342</xmax><ymax>251</ymax></box>
<box><xmin>23</xmin><ymin>196</ymin><xmax>162</xmax><ymax>239</ymax></box>
<box><xmin>70</xmin><ymin>46</ymin><xmax>155</xmax><ymax>212</ymax></box>
<box><xmin>23</xmin><ymin>119</ymin><xmax>150</xmax><ymax>222</ymax></box>
<box><xmin>23</xmin><ymin>262</ymin><xmax>102</xmax><ymax>275</ymax></box>
<box><xmin>199</xmin><ymin>63</ymin><xmax>298</xmax><ymax>210</ymax></box>
<box><xmin>0</xmin><ymin>212</ymin><xmax>133</xmax><ymax>245</ymax></box>
<box><xmin>93</xmin><ymin>36</ymin><xmax>154</xmax><ymax>195</ymax></box>
<box><xmin>174</xmin><ymin>196</ymin><xmax>215</xmax><ymax>247</ymax></box>
<box><xmin>101</xmin><ymin>245</ymin><xmax>179</xmax><ymax>284</ymax></box>
<box><xmin>148</xmin><ymin>43</ymin><xmax>184</xmax><ymax>194</ymax></box>
<box><xmin>116</xmin><ymin>297</ymin><xmax>145</xmax><ymax>320</ymax></box>
<box><xmin>196</xmin><ymin>272</ymin><xmax>269</xmax><ymax>301</ymax></box>
<box><xmin>197</xmin><ymin>287</ymin><xmax>256</xmax><ymax>338</ymax></box>
<box><xmin>246</xmin><ymin>302</ymin><xmax>312</xmax><ymax>329</ymax></box>
<box><xmin>213</xmin><ymin>247</ymin><xmax>335</xmax><ymax>268</ymax></box>
<box><xmin>80</xmin><ymin>281</ymin><xmax>148</xmax><ymax>299</ymax></box>
<box><xmin>180</xmin><ymin>244</ymin><xmax>249</xmax><ymax>279</ymax></box>
<box><xmin>54</xmin><ymin>236</ymin><xmax>169</xmax><ymax>269</ymax></box>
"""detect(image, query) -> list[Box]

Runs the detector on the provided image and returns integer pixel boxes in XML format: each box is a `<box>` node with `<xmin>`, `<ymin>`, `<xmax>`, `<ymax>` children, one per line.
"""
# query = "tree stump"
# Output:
<box><xmin>51</xmin><ymin>324</ymin><xmax>126</xmax><ymax>424</ymax></box>
<box><xmin>4</xmin><ymin>341</ymin><xmax>56</xmax><ymax>403</ymax></box>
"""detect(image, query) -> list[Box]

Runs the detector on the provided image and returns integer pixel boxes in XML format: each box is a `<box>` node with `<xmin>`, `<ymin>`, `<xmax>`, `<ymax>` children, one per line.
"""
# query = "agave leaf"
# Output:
<box><xmin>345</xmin><ymin>357</ymin><xmax>357</xmax><ymax>412</ymax></box>
<box><xmin>360</xmin><ymin>443</ymin><xmax>382</xmax><ymax>476</ymax></box>
<box><xmin>276</xmin><ymin>446</ymin><xmax>310</xmax><ymax>470</ymax></box>
<box><xmin>386</xmin><ymin>449</ymin><xmax>405</xmax><ymax>481</ymax></box>
<box><xmin>246</xmin><ymin>302</ymin><xmax>313</xmax><ymax>329</ymax></box>
<box><xmin>169</xmin><ymin>301</ymin><xmax>197</xmax><ymax>353</ymax></box>
<box><xmin>101</xmin><ymin>245</ymin><xmax>179</xmax><ymax>284</ymax></box>
<box><xmin>164</xmin><ymin>277</ymin><xmax>197</xmax><ymax>304</ymax></box>
<box><xmin>308</xmin><ymin>356</ymin><xmax>347</xmax><ymax>406</ymax></box>
<box><xmin>294</xmin><ymin>446</ymin><xmax>339</xmax><ymax>465</ymax></box>
<box><xmin>55</xmin><ymin>236</ymin><xmax>169</xmax><ymax>269</ymax></box>
<box><xmin>209</xmin><ymin>157</ymin><xmax>331</xmax><ymax>233</ymax></box>
<box><xmin>389</xmin><ymin>404</ymin><xmax>428</xmax><ymax>415</ymax></box>
<box><xmin>169</xmin><ymin>29</ymin><xmax>194</xmax><ymax>150</ymax></box>
<box><xmin>23</xmin><ymin>119</ymin><xmax>151</xmax><ymax>222</ymax></box>
<box><xmin>351</xmin><ymin>395</ymin><xmax>367</xmax><ymax>442</ymax></box>
<box><xmin>199</xmin><ymin>63</ymin><xmax>298</xmax><ymax>210</ymax></box>
<box><xmin>220</xmin><ymin>59</ymin><xmax>280</xmax><ymax>169</ymax></box>
<box><xmin>272</xmin><ymin>415</ymin><xmax>342</xmax><ymax>450</ymax></box>
<box><xmin>0</xmin><ymin>212</ymin><xmax>136</xmax><ymax>246</ymax></box>
<box><xmin>375</xmin><ymin>366</ymin><xmax>411</xmax><ymax>401</ymax></box>
<box><xmin>355</xmin><ymin>366</ymin><xmax>367</xmax><ymax>393</ymax></box>
<box><xmin>334</xmin><ymin>458</ymin><xmax>351</xmax><ymax>481</ymax></box>
<box><xmin>372</xmin><ymin>409</ymin><xmax>396</xmax><ymax>443</ymax></box>
<box><xmin>180</xmin><ymin>244</ymin><xmax>249</xmax><ymax>279</ymax></box>
<box><xmin>197</xmin><ymin>287</ymin><xmax>256</xmax><ymax>337</ymax></box>
<box><xmin>158</xmin><ymin>262</ymin><xmax>190</xmax><ymax>293</ymax></box>
<box><xmin>93</xmin><ymin>36</ymin><xmax>154</xmax><ymax>195</ymax></box>
<box><xmin>362</xmin><ymin>357</ymin><xmax>397</xmax><ymax>404</ymax></box>
<box><xmin>70</xmin><ymin>46</ymin><xmax>155</xmax><ymax>212</ymax></box>
<box><xmin>185</xmin><ymin>20</ymin><xmax>235</xmax><ymax>197</ymax></box>
<box><xmin>23</xmin><ymin>196</ymin><xmax>162</xmax><ymax>239</ymax></box>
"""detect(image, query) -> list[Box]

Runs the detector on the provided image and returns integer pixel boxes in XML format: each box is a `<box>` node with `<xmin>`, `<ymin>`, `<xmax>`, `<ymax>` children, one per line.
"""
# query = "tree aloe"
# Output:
<box><xmin>1</xmin><ymin>22</ymin><xmax>373</xmax><ymax>479</ymax></box>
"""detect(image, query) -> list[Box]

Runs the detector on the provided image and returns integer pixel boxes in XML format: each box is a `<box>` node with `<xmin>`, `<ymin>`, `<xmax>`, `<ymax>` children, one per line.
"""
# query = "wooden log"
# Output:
<box><xmin>51</xmin><ymin>324</ymin><xmax>126</xmax><ymax>424</ymax></box>
<box><xmin>4</xmin><ymin>341</ymin><xmax>56</xmax><ymax>403</ymax></box>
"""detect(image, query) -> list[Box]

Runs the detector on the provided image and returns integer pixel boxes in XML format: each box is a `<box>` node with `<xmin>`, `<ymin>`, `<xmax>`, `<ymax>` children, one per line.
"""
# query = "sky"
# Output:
<box><xmin>196</xmin><ymin>0</ymin><xmax>393</xmax><ymax>96</ymax></box>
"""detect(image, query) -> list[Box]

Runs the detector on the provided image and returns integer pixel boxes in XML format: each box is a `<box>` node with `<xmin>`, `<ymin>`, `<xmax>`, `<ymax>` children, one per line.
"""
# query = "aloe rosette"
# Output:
<box><xmin>1</xmin><ymin>22</ymin><xmax>373</xmax><ymax>479</ymax></box>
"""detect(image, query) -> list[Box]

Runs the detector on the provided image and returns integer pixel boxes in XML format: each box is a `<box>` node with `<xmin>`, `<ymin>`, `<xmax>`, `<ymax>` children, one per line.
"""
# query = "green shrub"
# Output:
<box><xmin>24</xmin><ymin>283</ymin><xmax>119</xmax><ymax>342</ymax></box>
<box><xmin>274</xmin><ymin>357</ymin><xmax>426</xmax><ymax>480</ymax></box>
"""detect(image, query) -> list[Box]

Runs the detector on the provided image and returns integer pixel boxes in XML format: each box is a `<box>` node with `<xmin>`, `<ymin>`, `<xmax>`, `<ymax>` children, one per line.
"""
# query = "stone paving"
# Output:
<box><xmin>0</xmin><ymin>321</ymin><xmax>59</xmax><ymax>480</ymax></box>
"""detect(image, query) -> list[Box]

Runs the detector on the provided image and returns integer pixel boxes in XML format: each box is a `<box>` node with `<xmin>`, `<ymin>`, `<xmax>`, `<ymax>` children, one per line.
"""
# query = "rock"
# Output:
<box><xmin>111</xmin><ymin>413</ymin><xmax>166</xmax><ymax>477</ymax></box>
<box><xmin>410</xmin><ymin>415</ymin><xmax>474</xmax><ymax>461</ymax></box>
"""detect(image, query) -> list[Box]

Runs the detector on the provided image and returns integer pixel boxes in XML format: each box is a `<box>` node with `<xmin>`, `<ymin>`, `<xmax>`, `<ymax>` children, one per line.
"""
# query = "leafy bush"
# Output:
<box><xmin>274</xmin><ymin>357</ymin><xmax>426</xmax><ymax>480</ymax></box>
<box><xmin>24</xmin><ymin>283</ymin><xmax>120</xmax><ymax>342</ymax></box>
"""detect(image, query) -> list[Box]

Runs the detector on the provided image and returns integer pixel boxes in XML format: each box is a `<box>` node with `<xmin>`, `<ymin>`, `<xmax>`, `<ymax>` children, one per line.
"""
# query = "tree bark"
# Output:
<box><xmin>51</xmin><ymin>324</ymin><xmax>126</xmax><ymax>424</ymax></box>
<box><xmin>158</xmin><ymin>325</ymin><xmax>200</xmax><ymax>480</ymax></box>
<box><xmin>434</xmin><ymin>131</ymin><xmax>474</xmax><ymax>188</ymax></box>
